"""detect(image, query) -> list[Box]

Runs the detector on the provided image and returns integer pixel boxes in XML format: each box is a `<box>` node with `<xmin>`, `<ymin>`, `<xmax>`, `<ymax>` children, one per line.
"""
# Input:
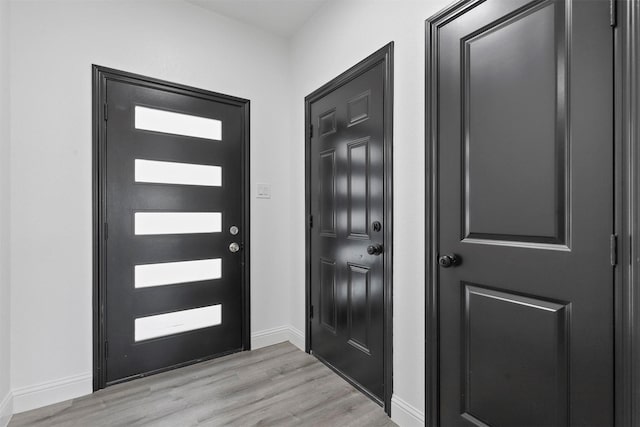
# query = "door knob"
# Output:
<box><xmin>367</xmin><ymin>243</ymin><xmax>384</xmax><ymax>256</ymax></box>
<box><xmin>438</xmin><ymin>254</ymin><xmax>461</xmax><ymax>268</ymax></box>
<box><xmin>229</xmin><ymin>242</ymin><xmax>240</xmax><ymax>253</ymax></box>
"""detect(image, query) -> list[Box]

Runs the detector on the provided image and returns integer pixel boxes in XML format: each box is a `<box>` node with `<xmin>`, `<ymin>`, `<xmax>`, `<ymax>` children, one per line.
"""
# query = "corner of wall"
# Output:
<box><xmin>251</xmin><ymin>325</ymin><xmax>305</xmax><ymax>351</ymax></box>
<box><xmin>0</xmin><ymin>0</ymin><xmax>12</xmax><ymax>423</ymax></box>
<box><xmin>0</xmin><ymin>391</ymin><xmax>12</xmax><ymax>427</ymax></box>
<box><xmin>287</xmin><ymin>325</ymin><xmax>304</xmax><ymax>350</ymax></box>
<box><xmin>12</xmin><ymin>373</ymin><xmax>92</xmax><ymax>415</ymax></box>
<box><xmin>391</xmin><ymin>394</ymin><xmax>425</xmax><ymax>427</ymax></box>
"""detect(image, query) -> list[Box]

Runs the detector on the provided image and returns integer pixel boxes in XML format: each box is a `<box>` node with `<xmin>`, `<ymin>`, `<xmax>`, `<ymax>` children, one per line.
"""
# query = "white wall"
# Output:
<box><xmin>289</xmin><ymin>1</ymin><xmax>450</xmax><ymax>425</ymax></box>
<box><xmin>9</xmin><ymin>0</ymin><xmax>294</xmax><ymax>412</ymax></box>
<box><xmin>8</xmin><ymin>0</ymin><xmax>453</xmax><ymax>423</ymax></box>
<box><xmin>0</xmin><ymin>0</ymin><xmax>12</xmax><ymax>423</ymax></box>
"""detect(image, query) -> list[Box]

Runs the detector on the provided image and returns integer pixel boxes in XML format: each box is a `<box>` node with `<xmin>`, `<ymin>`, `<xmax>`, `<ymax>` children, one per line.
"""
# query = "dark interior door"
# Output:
<box><xmin>432</xmin><ymin>0</ymin><xmax>613</xmax><ymax>425</ymax></box>
<box><xmin>104</xmin><ymin>76</ymin><xmax>247</xmax><ymax>384</ymax></box>
<box><xmin>309</xmin><ymin>62</ymin><xmax>386</xmax><ymax>402</ymax></box>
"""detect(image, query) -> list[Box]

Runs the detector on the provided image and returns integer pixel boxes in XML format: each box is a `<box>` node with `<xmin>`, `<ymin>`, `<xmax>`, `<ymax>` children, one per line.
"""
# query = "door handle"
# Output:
<box><xmin>229</xmin><ymin>242</ymin><xmax>241</xmax><ymax>253</ymax></box>
<box><xmin>438</xmin><ymin>254</ymin><xmax>461</xmax><ymax>268</ymax></box>
<box><xmin>367</xmin><ymin>243</ymin><xmax>384</xmax><ymax>256</ymax></box>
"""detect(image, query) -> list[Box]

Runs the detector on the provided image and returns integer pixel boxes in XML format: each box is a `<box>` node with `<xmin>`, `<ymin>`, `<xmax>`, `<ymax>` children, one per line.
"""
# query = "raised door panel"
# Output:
<box><xmin>319</xmin><ymin>109</ymin><xmax>337</xmax><ymax>136</ymax></box>
<box><xmin>347</xmin><ymin>138</ymin><xmax>371</xmax><ymax>239</ymax></box>
<box><xmin>463</xmin><ymin>284</ymin><xmax>569</xmax><ymax>426</ymax></box>
<box><xmin>347</xmin><ymin>264</ymin><xmax>371</xmax><ymax>354</ymax></box>
<box><xmin>347</xmin><ymin>90</ymin><xmax>371</xmax><ymax>127</ymax></box>
<box><xmin>320</xmin><ymin>150</ymin><xmax>337</xmax><ymax>236</ymax></box>
<box><xmin>463</xmin><ymin>0</ymin><xmax>567</xmax><ymax>246</ymax></box>
<box><xmin>320</xmin><ymin>258</ymin><xmax>337</xmax><ymax>333</ymax></box>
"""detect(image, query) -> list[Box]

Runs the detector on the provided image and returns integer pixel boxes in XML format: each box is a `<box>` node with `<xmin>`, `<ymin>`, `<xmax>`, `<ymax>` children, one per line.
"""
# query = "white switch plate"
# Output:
<box><xmin>257</xmin><ymin>183</ymin><xmax>271</xmax><ymax>199</ymax></box>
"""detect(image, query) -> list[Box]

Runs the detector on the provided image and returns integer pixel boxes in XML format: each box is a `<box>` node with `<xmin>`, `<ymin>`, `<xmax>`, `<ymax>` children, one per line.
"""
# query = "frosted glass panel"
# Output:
<box><xmin>135</xmin><ymin>159</ymin><xmax>222</xmax><ymax>187</ymax></box>
<box><xmin>135</xmin><ymin>106</ymin><xmax>222</xmax><ymax>141</ymax></box>
<box><xmin>135</xmin><ymin>258</ymin><xmax>222</xmax><ymax>288</ymax></box>
<box><xmin>135</xmin><ymin>304</ymin><xmax>222</xmax><ymax>342</ymax></box>
<box><xmin>135</xmin><ymin>212</ymin><xmax>222</xmax><ymax>235</ymax></box>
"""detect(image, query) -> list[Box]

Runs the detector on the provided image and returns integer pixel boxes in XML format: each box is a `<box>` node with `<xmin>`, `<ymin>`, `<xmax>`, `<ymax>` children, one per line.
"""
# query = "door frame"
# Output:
<box><xmin>304</xmin><ymin>43</ymin><xmax>394</xmax><ymax>414</ymax></box>
<box><xmin>425</xmin><ymin>0</ymin><xmax>640</xmax><ymax>425</ymax></box>
<box><xmin>92</xmin><ymin>65</ymin><xmax>251</xmax><ymax>391</ymax></box>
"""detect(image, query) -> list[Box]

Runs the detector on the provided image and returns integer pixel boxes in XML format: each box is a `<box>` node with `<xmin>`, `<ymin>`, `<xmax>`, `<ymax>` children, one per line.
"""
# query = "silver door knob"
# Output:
<box><xmin>229</xmin><ymin>242</ymin><xmax>240</xmax><ymax>253</ymax></box>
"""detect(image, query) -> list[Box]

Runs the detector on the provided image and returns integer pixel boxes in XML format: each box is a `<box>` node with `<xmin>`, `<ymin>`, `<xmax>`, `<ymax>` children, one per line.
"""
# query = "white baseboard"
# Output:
<box><xmin>287</xmin><ymin>326</ymin><xmax>305</xmax><ymax>351</ymax></box>
<box><xmin>0</xmin><ymin>391</ymin><xmax>12</xmax><ymax>427</ymax></box>
<box><xmin>12</xmin><ymin>372</ymin><xmax>92</xmax><ymax>414</ymax></box>
<box><xmin>251</xmin><ymin>325</ymin><xmax>305</xmax><ymax>351</ymax></box>
<box><xmin>8</xmin><ymin>328</ymin><xmax>306</xmax><ymax>415</ymax></box>
<box><xmin>251</xmin><ymin>325</ymin><xmax>290</xmax><ymax>349</ymax></box>
<box><xmin>391</xmin><ymin>394</ymin><xmax>425</xmax><ymax>427</ymax></box>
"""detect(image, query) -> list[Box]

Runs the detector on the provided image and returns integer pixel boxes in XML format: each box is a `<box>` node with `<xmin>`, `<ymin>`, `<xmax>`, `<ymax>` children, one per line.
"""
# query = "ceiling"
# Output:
<box><xmin>187</xmin><ymin>0</ymin><xmax>329</xmax><ymax>37</ymax></box>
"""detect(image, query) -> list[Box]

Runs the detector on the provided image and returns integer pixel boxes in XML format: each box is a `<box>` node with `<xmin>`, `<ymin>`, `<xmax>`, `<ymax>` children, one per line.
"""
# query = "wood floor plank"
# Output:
<box><xmin>9</xmin><ymin>343</ymin><xmax>395</xmax><ymax>427</ymax></box>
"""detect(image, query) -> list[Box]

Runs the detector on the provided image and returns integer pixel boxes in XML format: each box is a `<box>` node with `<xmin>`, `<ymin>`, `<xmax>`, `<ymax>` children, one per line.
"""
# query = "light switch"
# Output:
<box><xmin>257</xmin><ymin>183</ymin><xmax>271</xmax><ymax>199</ymax></box>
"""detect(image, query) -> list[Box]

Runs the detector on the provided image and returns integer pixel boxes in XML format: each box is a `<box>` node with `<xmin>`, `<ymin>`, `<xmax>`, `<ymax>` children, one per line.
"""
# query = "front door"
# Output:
<box><xmin>429</xmin><ymin>0</ymin><xmax>613</xmax><ymax>425</ymax></box>
<box><xmin>97</xmin><ymin>68</ymin><xmax>249</xmax><ymax>386</ymax></box>
<box><xmin>307</xmin><ymin>46</ymin><xmax>392</xmax><ymax>405</ymax></box>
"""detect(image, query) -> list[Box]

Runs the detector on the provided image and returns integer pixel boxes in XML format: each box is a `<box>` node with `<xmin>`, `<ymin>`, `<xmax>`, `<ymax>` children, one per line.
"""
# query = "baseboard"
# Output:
<box><xmin>287</xmin><ymin>326</ymin><xmax>305</xmax><ymax>351</ymax></box>
<box><xmin>9</xmin><ymin>329</ymin><xmax>305</xmax><ymax>415</ymax></box>
<box><xmin>12</xmin><ymin>372</ymin><xmax>92</xmax><ymax>414</ymax></box>
<box><xmin>391</xmin><ymin>394</ymin><xmax>425</xmax><ymax>427</ymax></box>
<box><xmin>0</xmin><ymin>391</ymin><xmax>12</xmax><ymax>427</ymax></box>
<box><xmin>251</xmin><ymin>325</ymin><xmax>290</xmax><ymax>349</ymax></box>
<box><xmin>251</xmin><ymin>325</ymin><xmax>305</xmax><ymax>351</ymax></box>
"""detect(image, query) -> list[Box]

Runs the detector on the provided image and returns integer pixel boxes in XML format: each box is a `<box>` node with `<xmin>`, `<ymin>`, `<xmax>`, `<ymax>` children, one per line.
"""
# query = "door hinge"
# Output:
<box><xmin>104</xmin><ymin>341</ymin><xmax>109</xmax><ymax>359</ymax></box>
<box><xmin>610</xmin><ymin>0</ymin><xmax>617</xmax><ymax>27</ymax></box>
<box><xmin>309</xmin><ymin>124</ymin><xmax>313</xmax><ymax>139</ymax></box>
<box><xmin>610</xmin><ymin>234</ymin><xmax>618</xmax><ymax>266</ymax></box>
<box><xmin>310</xmin><ymin>305</ymin><xmax>314</xmax><ymax>319</ymax></box>
<box><xmin>309</xmin><ymin>214</ymin><xmax>313</xmax><ymax>228</ymax></box>
<box><xmin>104</xmin><ymin>103</ymin><xmax>108</xmax><ymax>121</ymax></box>
<box><xmin>104</xmin><ymin>222</ymin><xmax>108</xmax><ymax>240</ymax></box>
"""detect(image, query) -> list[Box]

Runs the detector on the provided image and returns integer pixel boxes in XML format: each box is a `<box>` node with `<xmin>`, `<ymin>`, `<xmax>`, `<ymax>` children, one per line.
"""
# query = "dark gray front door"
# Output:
<box><xmin>103</xmin><ymin>74</ymin><xmax>248</xmax><ymax>385</ymax></box>
<box><xmin>309</xmin><ymin>60</ymin><xmax>387</xmax><ymax>402</ymax></box>
<box><xmin>431</xmin><ymin>0</ymin><xmax>614</xmax><ymax>425</ymax></box>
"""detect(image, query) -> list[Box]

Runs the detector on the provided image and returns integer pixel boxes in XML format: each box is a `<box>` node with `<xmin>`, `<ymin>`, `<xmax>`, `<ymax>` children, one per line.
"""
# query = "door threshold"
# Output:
<box><xmin>104</xmin><ymin>346</ymin><xmax>244</xmax><ymax>388</ymax></box>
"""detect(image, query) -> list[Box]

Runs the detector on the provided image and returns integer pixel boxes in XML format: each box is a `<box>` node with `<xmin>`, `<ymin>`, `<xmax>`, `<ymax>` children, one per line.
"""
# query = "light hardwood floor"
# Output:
<box><xmin>9</xmin><ymin>342</ymin><xmax>396</xmax><ymax>427</ymax></box>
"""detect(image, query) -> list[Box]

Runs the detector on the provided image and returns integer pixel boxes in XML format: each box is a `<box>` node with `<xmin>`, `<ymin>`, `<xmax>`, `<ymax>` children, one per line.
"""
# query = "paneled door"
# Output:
<box><xmin>94</xmin><ymin>67</ymin><xmax>249</xmax><ymax>387</ymax></box>
<box><xmin>306</xmin><ymin>45</ymin><xmax>393</xmax><ymax>408</ymax></box>
<box><xmin>427</xmin><ymin>0</ymin><xmax>614</xmax><ymax>425</ymax></box>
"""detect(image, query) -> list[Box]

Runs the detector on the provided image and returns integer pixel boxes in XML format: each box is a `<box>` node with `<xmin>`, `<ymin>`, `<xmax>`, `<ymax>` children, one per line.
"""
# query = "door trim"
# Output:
<box><xmin>425</xmin><ymin>1</ymin><xmax>639</xmax><ymax>425</ymax></box>
<box><xmin>92</xmin><ymin>65</ymin><xmax>251</xmax><ymax>391</ymax></box>
<box><xmin>304</xmin><ymin>42</ymin><xmax>394</xmax><ymax>415</ymax></box>
<box><xmin>615</xmin><ymin>0</ymin><xmax>640</xmax><ymax>424</ymax></box>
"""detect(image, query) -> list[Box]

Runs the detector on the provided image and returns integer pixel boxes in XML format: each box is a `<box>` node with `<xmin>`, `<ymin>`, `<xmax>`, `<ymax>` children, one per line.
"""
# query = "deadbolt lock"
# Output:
<box><xmin>229</xmin><ymin>242</ymin><xmax>240</xmax><ymax>253</ymax></box>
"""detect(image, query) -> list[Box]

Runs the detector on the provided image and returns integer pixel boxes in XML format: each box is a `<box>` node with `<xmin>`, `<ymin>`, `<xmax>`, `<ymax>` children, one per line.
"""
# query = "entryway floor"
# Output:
<box><xmin>9</xmin><ymin>342</ymin><xmax>395</xmax><ymax>426</ymax></box>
